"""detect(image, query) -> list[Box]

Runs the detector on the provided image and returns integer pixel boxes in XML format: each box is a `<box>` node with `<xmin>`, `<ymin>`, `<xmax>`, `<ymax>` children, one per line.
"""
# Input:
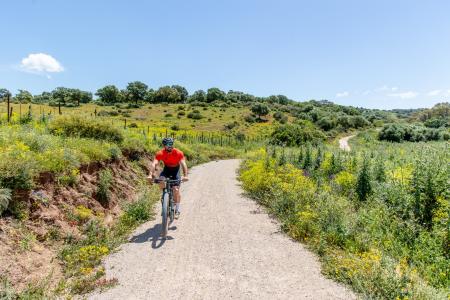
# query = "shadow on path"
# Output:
<box><xmin>129</xmin><ymin>223</ymin><xmax>177</xmax><ymax>249</ymax></box>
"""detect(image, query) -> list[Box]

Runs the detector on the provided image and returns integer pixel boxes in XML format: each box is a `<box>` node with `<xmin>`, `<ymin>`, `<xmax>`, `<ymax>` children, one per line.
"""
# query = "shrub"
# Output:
<box><xmin>224</xmin><ymin>121</ymin><xmax>239</xmax><ymax>130</ymax></box>
<box><xmin>177</xmin><ymin>111</ymin><xmax>186</xmax><ymax>117</ymax></box>
<box><xmin>187</xmin><ymin>112</ymin><xmax>203</xmax><ymax>119</ymax></box>
<box><xmin>97</xmin><ymin>110</ymin><xmax>119</xmax><ymax>117</ymax></box>
<box><xmin>57</xmin><ymin>169</ymin><xmax>80</xmax><ymax>186</ymax></box>
<box><xmin>379</xmin><ymin>124</ymin><xmax>406</xmax><ymax>142</ymax></box>
<box><xmin>271</xmin><ymin>123</ymin><xmax>325</xmax><ymax>146</ymax></box>
<box><xmin>164</xmin><ymin>113</ymin><xmax>173</xmax><ymax>118</ymax></box>
<box><xmin>49</xmin><ymin>117</ymin><xmax>123</xmax><ymax>143</ymax></box>
<box><xmin>74</xmin><ymin>205</ymin><xmax>93</xmax><ymax>223</ymax></box>
<box><xmin>334</xmin><ymin>171</ymin><xmax>356</xmax><ymax>196</ymax></box>
<box><xmin>317</xmin><ymin>117</ymin><xmax>336</xmax><ymax>131</ymax></box>
<box><xmin>273</xmin><ymin>111</ymin><xmax>288</xmax><ymax>124</ymax></box>
<box><xmin>64</xmin><ymin>245</ymin><xmax>109</xmax><ymax>272</ymax></box>
<box><xmin>97</xmin><ymin>169</ymin><xmax>113</xmax><ymax>206</ymax></box>
<box><xmin>126</xmin><ymin>103</ymin><xmax>141</xmax><ymax>109</ymax></box>
<box><xmin>356</xmin><ymin>157</ymin><xmax>372</xmax><ymax>202</ymax></box>
<box><xmin>0</xmin><ymin>154</ymin><xmax>35</xmax><ymax>190</ymax></box>
<box><xmin>244</xmin><ymin>114</ymin><xmax>256</xmax><ymax>123</ymax></box>
<box><xmin>0</xmin><ymin>188</ymin><xmax>12</xmax><ymax>216</ymax></box>
<box><xmin>170</xmin><ymin>124</ymin><xmax>180</xmax><ymax>131</ymax></box>
<box><xmin>424</xmin><ymin>118</ymin><xmax>447</xmax><ymax>128</ymax></box>
<box><xmin>379</xmin><ymin>123</ymin><xmax>446</xmax><ymax>142</ymax></box>
<box><xmin>124</xmin><ymin>197</ymin><xmax>152</xmax><ymax>222</ymax></box>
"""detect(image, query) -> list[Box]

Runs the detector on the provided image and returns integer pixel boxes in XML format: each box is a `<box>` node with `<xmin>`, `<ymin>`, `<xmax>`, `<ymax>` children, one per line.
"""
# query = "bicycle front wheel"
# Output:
<box><xmin>161</xmin><ymin>192</ymin><xmax>169</xmax><ymax>238</ymax></box>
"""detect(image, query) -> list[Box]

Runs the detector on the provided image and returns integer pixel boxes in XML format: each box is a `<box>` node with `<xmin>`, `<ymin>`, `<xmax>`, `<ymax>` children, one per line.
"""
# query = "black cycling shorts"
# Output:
<box><xmin>159</xmin><ymin>165</ymin><xmax>181</xmax><ymax>186</ymax></box>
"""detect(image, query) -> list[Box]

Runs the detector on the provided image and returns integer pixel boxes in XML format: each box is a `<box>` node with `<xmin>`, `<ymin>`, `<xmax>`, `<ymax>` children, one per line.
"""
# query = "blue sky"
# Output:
<box><xmin>1</xmin><ymin>0</ymin><xmax>450</xmax><ymax>109</ymax></box>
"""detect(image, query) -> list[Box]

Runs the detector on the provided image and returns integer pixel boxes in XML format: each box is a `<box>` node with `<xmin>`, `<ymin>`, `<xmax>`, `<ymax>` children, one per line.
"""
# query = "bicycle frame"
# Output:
<box><xmin>154</xmin><ymin>178</ymin><xmax>181</xmax><ymax>237</ymax></box>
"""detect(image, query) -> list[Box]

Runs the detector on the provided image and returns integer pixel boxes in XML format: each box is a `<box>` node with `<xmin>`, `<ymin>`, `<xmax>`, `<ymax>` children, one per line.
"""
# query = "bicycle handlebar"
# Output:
<box><xmin>153</xmin><ymin>178</ymin><xmax>185</xmax><ymax>184</ymax></box>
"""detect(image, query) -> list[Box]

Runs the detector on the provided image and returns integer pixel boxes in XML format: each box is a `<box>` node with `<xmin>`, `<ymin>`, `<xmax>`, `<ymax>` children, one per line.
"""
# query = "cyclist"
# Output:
<box><xmin>148</xmin><ymin>137</ymin><xmax>188</xmax><ymax>218</ymax></box>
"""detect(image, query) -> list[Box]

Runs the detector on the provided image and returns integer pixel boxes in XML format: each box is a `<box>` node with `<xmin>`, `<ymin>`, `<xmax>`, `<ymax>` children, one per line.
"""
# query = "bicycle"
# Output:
<box><xmin>153</xmin><ymin>178</ymin><xmax>182</xmax><ymax>238</ymax></box>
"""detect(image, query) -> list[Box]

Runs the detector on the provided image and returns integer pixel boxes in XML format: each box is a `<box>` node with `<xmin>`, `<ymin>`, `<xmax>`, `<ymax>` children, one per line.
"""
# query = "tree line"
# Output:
<box><xmin>0</xmin><ymin>81</ymin><xmax>293</xmax><ymax>107</ymax></box>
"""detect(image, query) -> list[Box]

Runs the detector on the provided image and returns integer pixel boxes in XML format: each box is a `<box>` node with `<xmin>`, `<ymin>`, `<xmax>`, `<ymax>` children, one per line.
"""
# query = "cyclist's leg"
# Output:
<box><xmin>168</xmin><ymin>166</ymin><xmax>181</xmax><ymax>212</ymax></box>
<box><xmin>158</xmin><ymin>168</ymin><xmax>168</xmax><ymax>190</ymax></box>
<box><xmin>173</xmin><ymin>186</ymin><xmax>180</xmax><ymax>204</ymax></box>
<box><xmin>173</xmin><ymin>186</ymin><xmax>181</xmax><ymax>217</ymax></box>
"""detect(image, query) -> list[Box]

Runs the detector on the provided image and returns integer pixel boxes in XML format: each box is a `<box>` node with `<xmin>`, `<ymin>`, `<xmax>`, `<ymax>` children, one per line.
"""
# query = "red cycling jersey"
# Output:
<box><xmin>155</xmin><ymin>148</ymin><xmax>184</xmax><ymax>167</ymax></box>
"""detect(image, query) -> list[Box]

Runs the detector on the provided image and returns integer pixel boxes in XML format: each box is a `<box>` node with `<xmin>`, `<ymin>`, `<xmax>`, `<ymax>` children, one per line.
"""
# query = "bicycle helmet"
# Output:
<box><xmin>162</xmin><ymin>137</ymin><xmax>174</xmax><ymax>147</ymax></box>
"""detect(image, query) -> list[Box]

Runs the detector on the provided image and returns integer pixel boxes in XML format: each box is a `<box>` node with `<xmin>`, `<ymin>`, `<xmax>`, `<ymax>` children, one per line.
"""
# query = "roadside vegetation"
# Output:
<box><xmin>240</xmin><ymin>136</ymin><xmax>449</xmax><ymax>299</ymax></box>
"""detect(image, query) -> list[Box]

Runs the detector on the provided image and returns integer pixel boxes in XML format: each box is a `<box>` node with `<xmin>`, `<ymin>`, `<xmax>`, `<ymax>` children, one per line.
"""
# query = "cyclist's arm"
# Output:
<box><xmin>151</xmin><ymin>158</ymin><xmax>160</xmax><ymax>176</ymax></box>
<box><xmin>180</xmin><ymin>159</ymin><xmax>188</xmax><ymax>178</ymax></box>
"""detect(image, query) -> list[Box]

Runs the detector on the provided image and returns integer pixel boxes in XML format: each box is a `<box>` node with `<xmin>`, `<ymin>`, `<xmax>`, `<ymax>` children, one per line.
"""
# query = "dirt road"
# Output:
<box><xmin>89</xmin><ymin>160</ymin><xmax>355</xmax><ymax>300</ymax></box>
<box><xmin>339</xmin><ymin>135</ymin><xmax>355</xmax><ymax>151</ymax></box>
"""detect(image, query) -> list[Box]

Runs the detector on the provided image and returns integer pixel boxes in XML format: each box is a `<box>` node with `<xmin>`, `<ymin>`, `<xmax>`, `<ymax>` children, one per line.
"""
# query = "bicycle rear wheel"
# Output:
<box><xmin>161</xmin><ymin>192</ymin><xmax>169</xmax><ymax>237</ymax></box>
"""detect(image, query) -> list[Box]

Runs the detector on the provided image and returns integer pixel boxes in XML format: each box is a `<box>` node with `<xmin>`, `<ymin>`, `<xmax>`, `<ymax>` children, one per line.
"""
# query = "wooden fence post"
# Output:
<box><xmin>6</xmin><ymin>94</ymin><xmax>10</xmax><ymax>123</ymax></box>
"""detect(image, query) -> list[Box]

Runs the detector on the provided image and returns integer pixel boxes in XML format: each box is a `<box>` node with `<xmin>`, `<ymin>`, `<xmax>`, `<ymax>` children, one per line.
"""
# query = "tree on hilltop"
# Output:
<box><xmin>96</xmin><ymin>85</ymin><xmax>122</xmax><ymax>104</ymax></box>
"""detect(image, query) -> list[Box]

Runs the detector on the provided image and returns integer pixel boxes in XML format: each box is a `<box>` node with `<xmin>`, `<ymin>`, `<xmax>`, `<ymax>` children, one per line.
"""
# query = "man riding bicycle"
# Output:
<box><xmin>148</xmin><ymin>137</ymin><xmax>188</xmax><ymax>218</ymax></box>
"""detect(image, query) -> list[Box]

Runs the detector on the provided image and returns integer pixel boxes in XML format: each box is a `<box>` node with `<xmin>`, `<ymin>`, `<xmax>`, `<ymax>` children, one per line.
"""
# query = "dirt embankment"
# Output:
<box><xmin>0</xmin><ymin>153</ymin><xmax>153</xmax><ymax>291</ymax></box>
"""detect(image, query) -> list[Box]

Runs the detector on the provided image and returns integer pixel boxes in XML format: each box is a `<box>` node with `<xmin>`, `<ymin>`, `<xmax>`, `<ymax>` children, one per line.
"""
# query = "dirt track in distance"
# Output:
<box><xmin>339</xmin><ymin>135</ymin><xmax>355</xmax><ymax>151</ymax></box>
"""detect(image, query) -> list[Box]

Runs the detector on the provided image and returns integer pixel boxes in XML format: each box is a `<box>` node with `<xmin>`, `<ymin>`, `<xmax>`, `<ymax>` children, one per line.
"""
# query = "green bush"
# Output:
<box><xmin>97</xmin><ymin>110</ymin><xmax>119</xmax><ymax>117</ymax></box>
<box><xmin>270</xmin><ymin>123</ymin><xmax>325</xmax><ymax>146</ymax></box>
<box><xmin>187</xmin><ymin>111</ymin><xmax>203</xmax><ymax>119</ymax></box>
<box><xmin>0</xmin><ymin>155</ymin><xmax>35</xmax><ymax>190</ymax></box>
<box><xmin>356</xmin><ymin>157</ymin><xmax>372</xmax><ymax>202</ymax></box>
<box><xmin>273</xmin><ymin>111</ymin><xmax>288</xmax><ymax>124</ymax></box>
<box><xmin>124</xmin><ymin>197</ymin><xmax>152</xmax><ymax>222</ymax></box>
<box><xmin>379</xmin><ymin>123</ymin><xmax>446</xmax><ymax>142</ymax></box>
<box><xmin>97</xmin><ymin>169</ymin><xmax>113</xmax><ymax>206</ymax></box>
<box><xmin>0</xmin><ymin>188</ymin><xmax>12</xmax><ymax>216</ymax></box>
<box><xmin>244</xmin><ymin>114</ymin><xmax>256</xmax><ymax>123</ymax></box>
<box><xmin>224</xmin><ymin>121</ymin><xmax>239</xmax><ymax>130</ymax></box>
<box><xmin>49</xmin><ymin>116</ymin><xmax>123</xmax><ymax>143</ymax></box>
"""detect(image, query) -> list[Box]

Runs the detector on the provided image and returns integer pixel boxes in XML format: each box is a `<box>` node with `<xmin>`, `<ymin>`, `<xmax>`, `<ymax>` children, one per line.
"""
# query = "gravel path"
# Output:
<box><xmin>89</xmin><ymin>159</ymin><xmax>355</xmax><ymax>300</ymax></box>
<box><xmin>339</xmin><ymin>135</ymin><xmax>355</xmax><ymax>151</ymax></box>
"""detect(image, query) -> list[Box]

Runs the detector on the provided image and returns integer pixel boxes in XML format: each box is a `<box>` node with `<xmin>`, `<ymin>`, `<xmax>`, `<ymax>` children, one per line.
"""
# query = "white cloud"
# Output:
<box><xmin>377</xmin><ymin>85</ymin><xmax>398</xmax><ymax>92</ymax></box>
<box><xmin>336</xmin><ymin>91</ymin><xmax>349</xmax><ymax>98</ymax></box>
<box><xmin>388</xmin><ymin>91</ymin><xmax>418</xmax><ymax>99</ymax></box>
<box><xmin>19</xmin><ymin>53</ymin><xmax>64</xmax><ymax>74</ymax></box>
<box><xmin>427</xmin><ymin>89</ymin><xmax>441</xmax><ymax>96</ymax></box>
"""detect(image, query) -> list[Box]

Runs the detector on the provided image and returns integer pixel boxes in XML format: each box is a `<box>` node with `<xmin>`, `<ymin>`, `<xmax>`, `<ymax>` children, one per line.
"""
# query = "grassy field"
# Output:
<box><xmin>0</xmin><ymin>102</ymin><xmax>274</xmax><ymax>137</ymax></box>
